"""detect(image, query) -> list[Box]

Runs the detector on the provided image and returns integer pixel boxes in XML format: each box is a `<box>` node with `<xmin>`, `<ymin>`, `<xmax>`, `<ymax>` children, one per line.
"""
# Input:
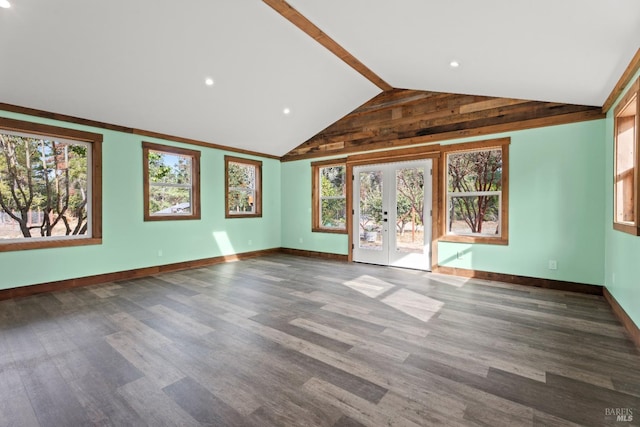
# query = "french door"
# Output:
<box><xmin>352</xmin><ymin>160</ymin><xmax>432</xmax><ymax>270</ymax></box>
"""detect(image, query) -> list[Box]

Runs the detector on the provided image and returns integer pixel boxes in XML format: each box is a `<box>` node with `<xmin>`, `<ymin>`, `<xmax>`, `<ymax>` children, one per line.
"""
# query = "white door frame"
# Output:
<box><xmin>352</xmin><ymin>159</ymin><xmax>432</xmax><ymax>271</ymax></box>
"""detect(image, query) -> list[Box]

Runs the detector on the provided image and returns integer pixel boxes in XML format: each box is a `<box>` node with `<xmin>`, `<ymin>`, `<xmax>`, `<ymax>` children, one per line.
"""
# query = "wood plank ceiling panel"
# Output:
<box><xmin>282</xmin><ymin>90</ymin><xmax>605</xmax><ymax>161</ymax></box>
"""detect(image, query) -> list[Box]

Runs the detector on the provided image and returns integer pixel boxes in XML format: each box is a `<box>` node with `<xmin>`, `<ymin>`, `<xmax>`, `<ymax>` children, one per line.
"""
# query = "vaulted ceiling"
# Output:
<box><xmin>1</xmin><ymin>1</ymin><xmax>638</xmax><ymax>157</ymax></box>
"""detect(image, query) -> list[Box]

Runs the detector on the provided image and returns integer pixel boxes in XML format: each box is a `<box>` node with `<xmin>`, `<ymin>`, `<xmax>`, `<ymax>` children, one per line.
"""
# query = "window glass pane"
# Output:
<box><xmin>320</xmin><ymin>198</ymin><xmax>346</xmax><ymax>229</ymax></box>
<box><xmin>148</xmin><ymin>151</ymin><xmax>192</xmax><ymax>185</ymax></box>
<box><xmin>448</xmin><ymin>195</ymin><xmax>500</xmax><ymax>236</ymax></box>
<box><xmin>228</xmin><ymin>189</ymin><xmax>256</xmax><ymax>214</ymax></box>
<box><xmin>147</xmin><ymin>148</ymin><xmax>194</xmax><ymax>217</ymax></box>
<box><xmin>317</xmin><ymin>165</ymin><xmax>346</xmax><ymax>230</ymax></box>
<box><xmin>448</xmin><ymin>149</ymin><xmax>502</xmax><ymax>193</ymax></box>
<box><xmin>225</xmin><ymin>156</ymin><xmax>261</xmax><ymax>218</ymax></box>
<box><xmin>149</xmin><ymin>186</ymin><xmax>191</xmax><ymax>216</ymax></box>
<box><xmin>320</xmin><ymin>166</ymin><xmax>345</xmax><ymax>197</ymax></box>
<box><xmin>229</xmin><ymin>162</ymin><xmax>255</xmax><ymax>190</ymax></box>
<box><xmin>0</xmin><ymin>132</ymin><xmax>90</xmax><ymax>240</ymax></box>
<box><xmin>615</xmin><ymin>102</ymin><xmax>636</xmax><ymax>224</ymax></box>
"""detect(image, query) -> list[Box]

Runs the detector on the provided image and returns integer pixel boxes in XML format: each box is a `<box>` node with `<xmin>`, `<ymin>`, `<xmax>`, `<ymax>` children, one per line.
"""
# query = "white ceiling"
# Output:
<box><xmin>288</xmin><ymin>0</ymin><xmax>640</xmax><ymax>106</ymax></box>
<box><xmin>1</xmin><ymin>1</ymin><xmax>639</xmax><ymax>157</ymax></box>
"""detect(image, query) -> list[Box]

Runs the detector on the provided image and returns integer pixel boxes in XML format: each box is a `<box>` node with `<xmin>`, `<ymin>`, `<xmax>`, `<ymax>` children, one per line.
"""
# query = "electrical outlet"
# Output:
<box><xmin>299</xmin><ymin>237</ymin><xmax>303</xmax><ymax>243</ymax></box>
<box><xmin>548</xmin><ymin>259</ymin><xmax>557</xmax><ymax>270</ymax></box>
<box><xmin>612</xmin><ymin>273</ymin><xmax>615</xmax><ymax>284</ymax></box>
<box><xmin>158</xmin><ymin>250</ymin><xmax>163</xmax><ymax>257</ymax></box>
<box><xmin>248</xmin><ymin>239</ymin><xmax>253</xmax><ymax>246</ymax></box>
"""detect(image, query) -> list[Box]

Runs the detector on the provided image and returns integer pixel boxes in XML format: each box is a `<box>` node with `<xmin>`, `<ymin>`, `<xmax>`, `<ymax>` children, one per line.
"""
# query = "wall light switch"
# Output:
<box><xmin>548</xmin><ymin>260</ymin><xmax>557</xmax><ymax>270</ymax></box>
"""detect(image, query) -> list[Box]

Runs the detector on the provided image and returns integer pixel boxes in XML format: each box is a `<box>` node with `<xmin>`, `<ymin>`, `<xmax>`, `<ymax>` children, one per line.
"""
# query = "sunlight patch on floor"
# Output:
<box><xmin>343</xmin><ymin>275</ymin><xmax>396</xmax><ymax>298</ymax></box>
<box><xmin>381</xmin><ymin>288</ymin><xmax>444</xmax><ymax>322</ymax></box>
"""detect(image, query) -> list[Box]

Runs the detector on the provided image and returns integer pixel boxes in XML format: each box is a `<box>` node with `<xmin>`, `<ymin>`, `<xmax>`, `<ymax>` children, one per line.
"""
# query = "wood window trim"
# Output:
<box><xmin>439</xmin><ymin>137</ymin><xmax>510</xmax><ymax>245</ymax></box>
<box><xmin>225</xmin><ymin>155</ymin><xmax>262</xmax><ymax>219</ymax></box>
<box><xmin>0</xmin><ymin>117</ymin><xmax>103</xmax><ymax>252</ymax></box>
<box><xmin>312</xmin><ymin>158</ymin><xmax>347</xmax><ymax>234</ymax></box>
<box><xmin>613</xmin><ymin>77</ymin><xmax>640</xmax><ymax>236</ymax></box>
<box><xmin>346</xmin><ymin>145</ymin><xmax>441</xmax><ymax>166</ymax></box>
<box><xmin>143</xmin><ymin>141</ymin><xmax>201</xmax><ymax>221</ymax></box>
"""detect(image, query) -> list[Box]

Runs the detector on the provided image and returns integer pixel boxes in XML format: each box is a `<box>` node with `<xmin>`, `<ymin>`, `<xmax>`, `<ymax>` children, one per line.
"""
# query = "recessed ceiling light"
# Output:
<box><xmin>450</xmin><ymin>60</ymin><xmax>460</xmax><ymax>68</ymax></box>
<box><xmin>283</xmin><ymin>108</ymin><xmax>291</xmax><ymax>115</ymax></box>
<box><xmin>0</xmin><ymin>0</ymin><xmax>11</xmax><ymax>9</ymax></box>
<box><xmin>204</xmin><ymin>77</ymin><xmax>214</xmax><ymax>86</ymax></box>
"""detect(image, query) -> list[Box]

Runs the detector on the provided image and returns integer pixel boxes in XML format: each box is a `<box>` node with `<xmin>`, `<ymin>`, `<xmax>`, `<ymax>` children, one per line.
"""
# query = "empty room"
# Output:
<box><xmin>0</xmin><ymin>0</ymin><xmax>639</xmax><ymax>426</ymax></box>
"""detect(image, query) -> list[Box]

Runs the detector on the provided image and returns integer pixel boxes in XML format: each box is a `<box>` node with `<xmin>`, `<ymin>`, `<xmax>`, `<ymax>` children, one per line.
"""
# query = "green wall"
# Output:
<box><xmin>604</xmin><ymin>68</ymin><xmax>640</xmax><ymax>327</ymax></box>
<box><xmin>281</xmin><ymin>120</ymin><xmax>606</xmax><ymax>286</ymax></box>
<box><xmin>0</xmin><ymin>110</ymin><xmax>281</xmax><ymax>290</ymax></box>
<box><xmin>439</xmin><ymin>121</ymin><xmax>605</xmax><ymax>285</ymax></box>
<box><xmin>281</xmin><ymin>159</ymin><xmax>348</xmax><ymax>255</ymax></box>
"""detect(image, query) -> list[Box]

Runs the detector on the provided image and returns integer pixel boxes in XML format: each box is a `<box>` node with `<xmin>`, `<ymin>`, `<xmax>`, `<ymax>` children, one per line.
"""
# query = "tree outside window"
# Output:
<box><xmin>143</xmin><ymin>142</ymin><xmax>200</xmax><ymax>221</ymax></box>
<box><xmin>312</xmin><ymin>160</ymin><xmax>347</xmax><ymax>233</ymax></box>
<box><xmin>225</xmin><ymin>156</ymin><xmax>262</xmax><ymax>218</ymax></box>
<box><xmin>0</xmin><ymin>117</ymin><xmax>102</xmax><ymax>251</ymax></box>
<box><xmin>442</xmin><ymin>138</ymin><xmax>509</xmax><ymax>244</ymax></box>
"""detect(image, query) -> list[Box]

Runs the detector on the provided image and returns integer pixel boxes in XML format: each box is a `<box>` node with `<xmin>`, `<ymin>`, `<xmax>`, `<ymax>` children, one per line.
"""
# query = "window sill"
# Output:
<box><xmin>312</xmin><ymin>227</ymin><xmax>347</xmax><ymax>234</ymax></box>
<box><xmin>439</xmin><ymin>235</ymin><xmax>509</xmax><ymax>245</ymax></box>
<box><xmin>226</xmin><ymin>213</ymin><xmax>262</xmax><ymax>219</ymax></box>
<box><xmin>0</xmin><ymin>237</ymin><xmax>102</xmax><ymax>253</ymax></box>
<box><xmin>613</xmin><ymin>222</ymin><xmax>640</xmax><ymax>236</ymax></box>
<box><xmin>144</xmin><ymin>214</ymin><xmax>201</xmax><ymax>221</ymax></box>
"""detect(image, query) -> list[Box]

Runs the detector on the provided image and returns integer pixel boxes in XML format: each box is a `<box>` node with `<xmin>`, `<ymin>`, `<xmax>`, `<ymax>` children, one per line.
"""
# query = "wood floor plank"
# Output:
<box><xmin>105</xmin><ymin>331</ymin><xmax>185</xmax><ymax>388</ymax></box>
<box><xmin>117</xmin><ymin>377</ymin><xmax>200</xmax><ymax>427</ymax></box>
<box><xmin>108</xmin><ymin>311</ymin><xmax>173</xmax><ymax>349</ymax></box>
<box><xmin>303</xmin><ymin>377</ymin><xmax>420</xmax><ymax>427</ymax></box>
<box><xmin>147</xmin><ymin>304</ymin><xmax>216</xmax><ymax>336</ymax></box>
<box><xmin>290</xmin><ymin>317</ymin><xmax>409</xmax><ymax>362</ymax></box>
<box><xmin>0</xmin><ymin>394</ymin><xmax>41</xmax><ymax>427</ymax></box>
<box><xmin>19</xmin><ymin>358</ymin><xmax>92</xmax><ymax>426</ymax></box>
<box><xmin>163</xmin><ymin>376</ymin><xmax>250</xmax><ymax>427</ymax></box>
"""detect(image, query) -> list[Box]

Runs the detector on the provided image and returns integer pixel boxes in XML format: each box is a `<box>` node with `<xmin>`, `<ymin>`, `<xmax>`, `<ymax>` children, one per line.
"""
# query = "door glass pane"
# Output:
<box><xmin>395</xmin><ymin>167</ymin><xmax>425</xmax><ymax>253</ymax></box>
<box><xmin>358</xmin><ymin>171</ymin><xmax>383</xmax><ymax>250</ymax></box>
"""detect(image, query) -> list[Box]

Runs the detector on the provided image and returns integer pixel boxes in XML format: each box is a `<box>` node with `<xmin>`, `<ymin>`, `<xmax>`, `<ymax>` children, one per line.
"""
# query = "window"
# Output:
<box><xmin>143</xmin><ymin>142</ymin><xmax>200</xmax><ymax>221</ymax></box>
<box><xmin>0</xmin><ymin>117</ymin><xmax>102</xmax><ymax>252</ymax></box>
<box><xmin>441</xmin><ymin>138</ymin><xmax>509</xmax><ymax>244</ymax></box>
<box><xmin>312</xmin><ymin>159</ymin><xmax>347</xmax><ymax>233</ymax></box>
<box><xmin>225</xmin><ymin>156</ymin><xmax>262</xmax><ymax>218</ymax></box>
<box><xmin>614</xmin><ymin>77</ymin><xmax>640</xmax><ymax>235</ymax></box>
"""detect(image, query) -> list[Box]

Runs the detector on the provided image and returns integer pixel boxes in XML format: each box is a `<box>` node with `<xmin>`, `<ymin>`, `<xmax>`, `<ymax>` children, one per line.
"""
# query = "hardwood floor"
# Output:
<box><xmin>0</xmin><ymin>254</ymin><xmax>638</xmax><ymax>426</ymax></box>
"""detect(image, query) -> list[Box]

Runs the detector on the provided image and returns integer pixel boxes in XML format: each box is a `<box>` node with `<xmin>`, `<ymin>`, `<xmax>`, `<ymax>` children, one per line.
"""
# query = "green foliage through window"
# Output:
<box><xmin>447</xmin><ymin>148</ymin><xmax>502</xmax><ymax>236</ymax></box>
<box><xmin>228</xmin><ymin>162</ymin><xmax>256</xmax><ymax>214</ymax></box>
<box><xmin>148</xmin><ymin>150</ymin><xmax>193</xmax><ymax>216</ymax></box>
<box><xmin>320</xmin><ymin>166</ymin><xmax>346</xmax><ymax>229</ymax></box>
<box><xmin>0</xmin><ymin>131</ymin><xmax>90</xmax><ymax>240</ymax></box>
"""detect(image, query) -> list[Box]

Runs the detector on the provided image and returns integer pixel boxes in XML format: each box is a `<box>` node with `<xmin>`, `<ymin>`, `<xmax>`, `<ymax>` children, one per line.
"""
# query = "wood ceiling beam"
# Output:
<box><xmin>262</xmin><ymin>0</ymin><xmax>393</xmax><ymax>91</ymax></box>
